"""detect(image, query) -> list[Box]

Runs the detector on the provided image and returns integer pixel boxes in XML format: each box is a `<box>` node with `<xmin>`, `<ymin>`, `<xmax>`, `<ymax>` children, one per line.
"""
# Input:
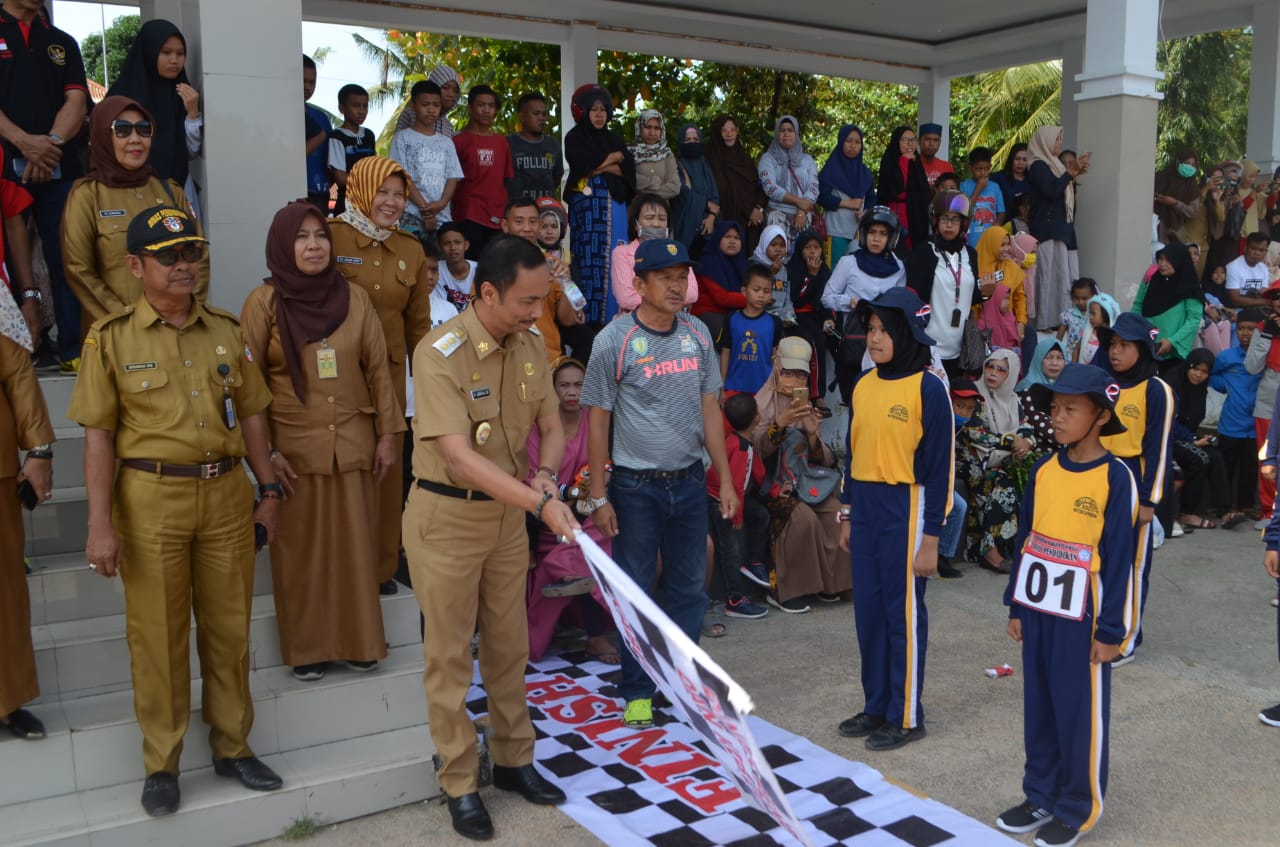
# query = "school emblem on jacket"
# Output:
<box><xmin>1073</xmin><ymin>496</ymin><xmax>1100</xmax><ymax>518</ymax></box>
<box><xmin>1121</xmin><ymin>402</ymin><xmax>1141</xmax><ymax>420</ymax></box>
<box><xmin>47</xmin><ymin>45</ymin><xmax>67</xmax><ymax>65</ymax></box>
<box><xmin>888</xmin><ymin>404</ymin><xmax>909</xmax><ymax>422</ymax></box>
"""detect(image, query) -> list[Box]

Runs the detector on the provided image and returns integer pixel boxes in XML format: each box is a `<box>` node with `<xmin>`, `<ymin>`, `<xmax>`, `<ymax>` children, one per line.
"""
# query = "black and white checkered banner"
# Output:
<box><xmin>465</xmin><ymin>533</ymin><xmax>1018</xmax><ymax>846</ymax></box>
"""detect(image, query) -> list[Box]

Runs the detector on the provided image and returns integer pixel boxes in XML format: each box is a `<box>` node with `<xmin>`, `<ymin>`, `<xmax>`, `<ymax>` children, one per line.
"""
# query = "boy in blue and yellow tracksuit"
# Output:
<box><xmin>997</xmin><ymin>364</ymin><xmax>1138</xmax><ymax>847</ymax></box>
<box><xmin>836</xmin><ymin>288</ymin><xmax>953</xmax><ymax>752</ymax></box>
<box><xmin>1095</xmin><ymin>312</ymin><xmax>1172</xmax><ymax>663</ymax></box>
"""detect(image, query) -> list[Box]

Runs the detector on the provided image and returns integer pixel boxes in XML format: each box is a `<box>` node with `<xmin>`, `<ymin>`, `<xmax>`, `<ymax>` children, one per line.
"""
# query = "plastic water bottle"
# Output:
<box><xmin>561</xmin><ymin>278</ymin><xmax>588</xmax><ymax>313</ymax></box>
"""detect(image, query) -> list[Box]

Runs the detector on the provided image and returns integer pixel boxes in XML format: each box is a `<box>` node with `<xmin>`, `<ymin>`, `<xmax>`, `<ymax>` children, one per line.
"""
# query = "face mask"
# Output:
<box><xmin>638</xmin><ymin>226</ymin><xmax>669</xmax><ymax>241</ymax></box>
<box><xmin>679</xmin><ymin>141</ymin><xmax>702</xmax><ymax>159</ymax></box>
<box><xmin>1177</xmin><ymin>163</ymin><xmax>1197</xmax><ymax>179</ymax></box>
<box><xmin>953</xmin><ymin>413</ymin><xmax>971</xmax><ymax>428</ymax></box>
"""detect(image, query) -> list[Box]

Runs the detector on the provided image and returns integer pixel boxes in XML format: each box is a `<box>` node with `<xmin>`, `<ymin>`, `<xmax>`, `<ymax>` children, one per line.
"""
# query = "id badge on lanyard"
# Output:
<box><xmin>1012</xmin><ymin>531</ymin><xmax>1092</xmax><ymax>621</ymax></box>
<box><xmin>945</xmin><ymin>253</ymin><xmax>964</xmax><ymax>328</ymax></box>
<box><xmin>317</xmin><ymin>339</ymin><xmax>338</xmax><ymax>379</ymax></box>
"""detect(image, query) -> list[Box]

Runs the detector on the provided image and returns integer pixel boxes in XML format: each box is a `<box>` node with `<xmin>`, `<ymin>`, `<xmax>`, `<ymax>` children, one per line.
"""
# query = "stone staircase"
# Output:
<box><xmin>3</xmin><ymin>373</ymin><xmax>438</xmax><ymax>847</ymax></box>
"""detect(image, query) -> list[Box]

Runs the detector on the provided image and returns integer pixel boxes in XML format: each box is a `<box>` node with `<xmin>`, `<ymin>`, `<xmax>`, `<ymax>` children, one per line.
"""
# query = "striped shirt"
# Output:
<box><xmin>582</xmin><ymin>312</ymin><xmax>720</xmax><ymax>470</ymax></box>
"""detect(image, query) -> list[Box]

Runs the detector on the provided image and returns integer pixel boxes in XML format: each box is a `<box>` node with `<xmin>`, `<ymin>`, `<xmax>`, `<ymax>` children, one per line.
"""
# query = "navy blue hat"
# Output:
<box><xmin>1095</xmin><ymin>312</ymin><xmax>1159</xmax><ymax>358</ymax></box>
<box><xmin>634</xmin><ymin>239</ymin><xmax>698</xmax><ymax>273</ymax></box>
<box><xmin>855</xmin><ymin>286</ymin><xmax>936</xmax><ymax>347</ymax></box>
<box><xmin>918</xmin><ymin>122</ymin><xmax>944</xmax><ymax>136</ymax></box>
<box><xmin>1027</xmin><ymin>363</ymin><xmax>1127</xmax><ymax>436</ymax></box>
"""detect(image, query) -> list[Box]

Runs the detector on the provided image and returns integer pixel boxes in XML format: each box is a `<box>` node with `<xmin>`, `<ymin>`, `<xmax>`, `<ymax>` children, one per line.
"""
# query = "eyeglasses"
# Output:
<box><xmin>938</xmin><ymin>214</ymin><xmax>964</xmax><ymax>226</ymax></box>
<box><xmin>111</xmin><ymin>120</ymin><xmax>154</xmax><ymax>139</ymax></box>
<box><xmin>984</xmin><ymin>362</ymin><xmax>1010</xmax><ymax>373</ymax></box>
<box><xmin>147</xmin><ymin>244</ymin><xmax>204</xmax><ymax>266</ymax></box>
<box><xmin>901</xmin><ymin>136</ymin><xmax>917</xmax><ymax>144</ymax></box>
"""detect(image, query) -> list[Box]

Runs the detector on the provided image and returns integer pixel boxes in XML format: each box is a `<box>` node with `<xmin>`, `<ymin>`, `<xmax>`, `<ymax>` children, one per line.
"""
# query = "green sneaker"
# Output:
<box><xmin>623</xmin><ymin>698</ymin><xmax>653</xmax><ymax>728</ymax></box>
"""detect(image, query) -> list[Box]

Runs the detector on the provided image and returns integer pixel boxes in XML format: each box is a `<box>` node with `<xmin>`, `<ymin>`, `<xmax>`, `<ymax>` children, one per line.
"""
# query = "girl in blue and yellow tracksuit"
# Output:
<box><xmin>837</xmin><ymin>287</ymin><xmax>953</xmax><ymax>752</ymax></box>
<box><xmin>998</xmin><ymin>364</ymin><xmax>1138</xmax><ymax>847</ymax></box>
<box><xmin>1095</xmin><ymin>313</ymin><xmax>1173</xmax><ymax>661</ymax></box>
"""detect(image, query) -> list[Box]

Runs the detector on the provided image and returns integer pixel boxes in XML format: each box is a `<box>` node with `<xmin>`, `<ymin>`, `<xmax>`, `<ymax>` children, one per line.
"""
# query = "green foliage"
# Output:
<box><xmin>964</xmin><ymin>61</ymin><xmax>1064</xmax><ymax>166</ymax></box>
<box><xmin>1156</xmin><ymin>30</ymin><xmax>1252</xmax><ymax>169</ymax></box>
<box><xmin>79</xmin><ymin>14</ymin><xmax>139</xmax><ymax>87</ymax></box>
<box><xmin>279</xmin><ymin>815</ymin><xmax>323</xmax><ymax>841</ymax></box>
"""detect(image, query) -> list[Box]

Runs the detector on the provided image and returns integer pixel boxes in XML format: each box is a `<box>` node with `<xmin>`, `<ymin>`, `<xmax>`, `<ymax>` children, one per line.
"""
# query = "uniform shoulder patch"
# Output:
<box><xmin>432</xmin><ymin>328</ymin><xmax>467</xmax><ymax>358</ymax></box>
<box><xmin>527</xmin><ymin>324</ymin><xmax>542</xmax><ymax>337</ymax></box>
<box><xmin>94</xmin><ymin>306</ymin><xmax>134</xmax><ymax>330</ymax></box>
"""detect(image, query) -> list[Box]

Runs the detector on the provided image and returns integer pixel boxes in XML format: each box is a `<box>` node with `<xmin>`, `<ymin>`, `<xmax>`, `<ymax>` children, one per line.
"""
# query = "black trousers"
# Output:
<box><xmin>1220</xmin><ymin>434</ymin><xmax>1260</xmax><ymax>511</ymax></box>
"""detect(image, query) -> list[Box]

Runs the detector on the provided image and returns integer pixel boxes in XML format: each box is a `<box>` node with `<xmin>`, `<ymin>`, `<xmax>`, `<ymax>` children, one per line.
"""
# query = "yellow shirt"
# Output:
<box><xmin>68</xmin><ymin>297</ymin><xmax>272</xmax><ymax>463</ymax></box>
<box><xmin>850</xmin><ymin>370</ymin><xmax>925</xmax><ymax>484</ymax></box>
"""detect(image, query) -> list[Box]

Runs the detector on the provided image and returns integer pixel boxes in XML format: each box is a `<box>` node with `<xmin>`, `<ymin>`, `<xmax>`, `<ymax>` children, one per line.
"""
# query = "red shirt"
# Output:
<box><xmin>451</xmin><ymin>131</ymin><xmax>514</xmax><ymax>229</ymax></box>
<box><xmin>921</xmin><ymin>156</ymin><xmax>952</xmax><ymax>188</ymax></box>
<box><xmin>0</xmin><ymin>171</ymin><xmax>33</xmax><ymax>289</ymax></box>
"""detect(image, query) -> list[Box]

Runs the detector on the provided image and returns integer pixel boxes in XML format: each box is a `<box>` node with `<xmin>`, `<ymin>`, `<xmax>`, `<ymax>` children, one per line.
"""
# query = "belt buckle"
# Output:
<box><xmin>200</xmin><ymin>461</ymin><xmax>222</xmax><ymax>479</ymax></box>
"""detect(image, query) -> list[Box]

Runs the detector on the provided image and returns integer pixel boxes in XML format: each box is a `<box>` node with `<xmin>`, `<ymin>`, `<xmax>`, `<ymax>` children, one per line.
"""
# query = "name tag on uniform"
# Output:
<box><xmin>123</xmin><ymin>361</ymin><xmax>157</xmax><ymax>371</ymax></box>
<box><xmin>337</xmin><ymin>256</ymin><xmax>363</xmax><ymax>265</ymax></box>
<box><xmin>470</xmin><ymin>387</ymin><xmax>491</xmax><ymax>400</ymax></box>
<box><xmin>1012</xmin><ymin>531</ymin><xmax>1091</xmax><ymax>621</ymax></box>
<box><xmin>99</xmin><ymin>209</ymin><xmax>127</xmax><ymax>218</ymax></box>
<box><xmin>316</xmin><ymin>347</ymin><xmax>338</xmax><ymax>379</ymax></box>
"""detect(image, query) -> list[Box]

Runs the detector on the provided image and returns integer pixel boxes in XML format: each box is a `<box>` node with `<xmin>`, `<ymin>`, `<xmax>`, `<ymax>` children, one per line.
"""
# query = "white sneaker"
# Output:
<box><xmin>1170</xmin><ymin>521</ymin><xmax>1185</xmax><ymax>538</ymax></box>
<box><xmin>1271</xmin><ymin>595</ymin><xmax>1278</xmax><ymax>608</ymax></box>
<box><xmin>1111</xmin><ymin>653</ymin><xmax>1136</xmax><ymax>668</ymax></box>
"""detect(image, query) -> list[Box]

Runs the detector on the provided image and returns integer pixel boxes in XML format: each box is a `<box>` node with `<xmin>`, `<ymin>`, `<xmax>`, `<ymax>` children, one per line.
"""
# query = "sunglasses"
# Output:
<box><xmin>147</xmin><ymin>244</ymin><xmax>204</xmax><ymax>266</ymax></box>
<box><xmin>111</xmin><ymin>120</ymin><xmax>154</xmax><ymax>139</ymax></box>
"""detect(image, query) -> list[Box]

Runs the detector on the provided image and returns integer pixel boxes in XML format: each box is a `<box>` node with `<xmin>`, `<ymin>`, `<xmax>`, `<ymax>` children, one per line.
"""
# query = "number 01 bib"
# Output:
<box><xmin>1012</xmin><ymin>531</ymin><xmax>1092</xmax><ymax>621</ymax></box>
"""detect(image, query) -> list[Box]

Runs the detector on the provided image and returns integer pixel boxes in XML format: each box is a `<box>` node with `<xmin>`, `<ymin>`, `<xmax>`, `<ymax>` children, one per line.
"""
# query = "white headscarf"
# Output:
<box><xmin>977</xmin><ymin>348</ymin><xmax>1022</xmax><ymax>434</ymax></box>
<box><xmin>1027</xmin><ymin>125</ymin><xmax>1073</xmax><ymax>223</ymax></box>
<box><xmin>752</xmin><ymin>224</ymin><xmax>789</xmax><ymax>268</ymax></box>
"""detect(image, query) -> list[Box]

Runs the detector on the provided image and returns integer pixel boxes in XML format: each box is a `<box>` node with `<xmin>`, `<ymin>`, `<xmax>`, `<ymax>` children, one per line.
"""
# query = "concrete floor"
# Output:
<box><xmin>258</xmin><ymin>521</ymin><xmax>1280</xmax><ymax>847</ymax></box>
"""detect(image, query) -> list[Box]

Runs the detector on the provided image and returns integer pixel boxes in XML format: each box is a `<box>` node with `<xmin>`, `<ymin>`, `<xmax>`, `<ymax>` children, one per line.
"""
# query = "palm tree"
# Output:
<box><xmin>351</xmin><ymin>32</ymin><xmax>437</xmax><ymax>148</ymax></box>
<box><xmin>966</xmin><ymin>61</ymin><xmax>1063</xmax><ymax>165</ymax></box>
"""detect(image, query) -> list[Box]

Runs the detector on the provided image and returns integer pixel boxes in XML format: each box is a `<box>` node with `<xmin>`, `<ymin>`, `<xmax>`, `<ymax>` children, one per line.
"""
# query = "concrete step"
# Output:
<box><xmin>31</xmin><ymin>589</ymin><xmax>421</xmax><ymax>699</ymax></box>
<box><xmin>22</xmin><ymin>486</ymin><xmax>88</xmax><ymax>557</ymax></box>
<box><xmin>0</xmin><ymin>722</ymin><xmax>437</xmax><ymax>847</ymax></box>
<box><xmin>0</xmin><ymin>643</ymin><xmax>428</xmax><ymax>807</ymax></box>
<box><xmin>28</xmin><ymin>551</ymin><xmax>277</xmax><ymax>626</ymax></box>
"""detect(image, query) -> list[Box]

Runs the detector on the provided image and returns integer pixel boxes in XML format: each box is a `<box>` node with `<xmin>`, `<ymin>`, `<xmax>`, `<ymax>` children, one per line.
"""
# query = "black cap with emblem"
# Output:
<box><xmin>127</xmin><ymin>204</ymin><xmax>210</xmax><ymax>254</ymax></box>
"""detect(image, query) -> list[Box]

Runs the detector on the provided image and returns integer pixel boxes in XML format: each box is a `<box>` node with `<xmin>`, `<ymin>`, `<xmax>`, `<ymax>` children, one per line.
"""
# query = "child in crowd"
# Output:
<box><xmin>327</xmin><ymin>84</ymin><xmax>377</xmax><ymax>215</ymax></box>
<box><xmin>1057</xmin><ymin>278</ymin><xmax>1098</xmax><ymax>363</ymax></box>
<box><xmin>718</xmin><ymin>265</ymin><xmax>784</xmax><ymax>396</ymax></box>
<box><xmin>388</xmin><ymin>80</ymin><xmax>462</xmax><ymax>240</ymax></box>
<box><xmin>1078</xmin><ymin>292</ymin><xmax>1119</xmax><ymax>365</ymax></box>
<box><xmin>1244</xmin><ymin>281</ymin><xmax>1280</xmax><ymax>524</ymax></box>
<box><xmin>1197</xmin><ymin>295</ymin><xmax>1234</xmax><ymax>355</ymax></box>
<box><xmin>302</xmin><ymin>55</ymin><xmax>331</xmax><ymax>210</ymax></box>
<box><xmin>1007</xmin><ymin>193</ymin><xmax>1033</xmax><ymax>236</ymax></box>
<box><xmin>705</xmin><ymin>393</ymin><xmax>771</xmax><ymax>620</ymax></box>
<box><xmin>934</xmin><ymin>172</ymin><xmax>961</xmax><ymax>195</ymax></box>
<box><xmin>837</xmin><ymin>287</ymin><xmax>952</xmax><ymax>751</ymax></box>
<box><xmin>998</xmin><ymin>363</ymin><xmax>1137</xmax><ymax>847</ymax></box>
<box><xmin>752</xmin><ymin>224</ymin><xmax>795</xmax><ymax>324</ymax></box>
<box><xmin>1204</xmin><ymin>263</ymin><xmax>1229</xmax><ymax>304</ymax></box>
<box><xmin>975</xmin><ymin>227</ymin><xmax>1028</xmax><ymax>349</ymax></box>
<box><xmin>961</xmin><ymin>146</ymin><xmax>1005</xmax><ymax>248</ymax></box>
<box><xmin>1097</xmin><ymin>313</ymin><xmax>1173</xmax><ymax>665</ymax></box>
<box><xmin>435</xmin><ymin>222</ymin><xmax>476</xmax><ymax>311</ymax></box>
<box><xmin>419</xmin><ymin>238</ymin><xmax>456</xmax><ymax>329</ymax></box>
<box><xmin>537</xmin><ymin>197</ymin><xmax>568</xmax><ymax>261</ymax></box>
<box><xmin>938</xmin><ymin>379</ymin><xmax>980</xmax><ymax>580</ymax></box>
<box><xmin>1211</xmin><ymin>308</ymin><xmax>1264</xmax><ymax>528</ymax></box>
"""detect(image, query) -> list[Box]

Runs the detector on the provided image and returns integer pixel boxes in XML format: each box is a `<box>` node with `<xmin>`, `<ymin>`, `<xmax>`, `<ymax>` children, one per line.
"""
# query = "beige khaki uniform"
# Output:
<box><xmin>0</xmin><ymin>335</ymin><xmax>54</xmax><ymax>716</ymax></box>
<box><xmin>330</xmin><ymin>220</ymin><xmax>432</xmax><ymax>584</ymax></box>
<box><xmin>67</xmin><ymin>297</ymin><xmax>272</xmax><ymax>775</ymax></box>
<box><xmin>60</xmin><ymin>177</ymin><xmax>210</xmax><ymax>322</ymax></box>
<box><xmin>240</xmin><ymin>283</ymin><xmax>404</xmax><ymax>665</ymax></box>
<box><xmin>403</xmin><ymin>305</ymin><xmax>556</xmax><ymax>797</ymax></box>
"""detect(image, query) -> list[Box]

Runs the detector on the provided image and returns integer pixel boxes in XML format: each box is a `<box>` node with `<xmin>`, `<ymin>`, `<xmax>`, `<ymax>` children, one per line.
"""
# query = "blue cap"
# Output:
<box><xmin>855</xmin><ymin>286</ymin><xmax>936</xmax><ymax>347</ymax></box>
<box><xmin>919</xmin><ymin>122</ymin><xmax>944</xmax><ymax>136</ymax></box>
<box><xmin>1095</xmin><ymin>312</ymin><xmax>1159</xmax><ymax>359</ymax></box>
<box><xmin>634</xmin><ymin>239</ymin><xmax>698</xmax><ymax>273</ymax></box>
<box><xmin>1027</xmin><ymin>363</ymin><xmax>1127</xmax><ymax>436</ymax></box>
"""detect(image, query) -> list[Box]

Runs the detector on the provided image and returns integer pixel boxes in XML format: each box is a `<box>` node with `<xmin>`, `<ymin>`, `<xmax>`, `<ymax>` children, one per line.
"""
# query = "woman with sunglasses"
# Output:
<box><xmin>61</xmin><ymin>96</ymin><xmax>208</xmax><ymax>322</ymax></box>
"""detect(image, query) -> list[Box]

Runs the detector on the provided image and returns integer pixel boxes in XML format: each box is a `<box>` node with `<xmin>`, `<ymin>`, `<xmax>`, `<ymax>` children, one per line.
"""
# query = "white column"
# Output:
<box><xmin>560</xmin><ymin>23</ymin><xmax>599</xmax><ymax>138</ymax></box>
<box><xmin>1059</xmin><ymin>37</ymin><xmax>1084</xmax><ymax>149</ymax></box>
<box><xmin>916</xmin><ymin>71</ymin><xmax>951</xmax><ymax>161</ymax></box>
<box><xmin>175</xmin><ymin>0</ymin><xmax>304</xmax><ymax>313</ymax></box>
<box><xmin>1247</xmin><ymin>0</ymin><xmax>1280</xmax><ymax>175</ymax></box>
<box><xmin>1073</xmin><ymin>0</ymin><xmax>1163</xmax><ymax>305</ymax></box>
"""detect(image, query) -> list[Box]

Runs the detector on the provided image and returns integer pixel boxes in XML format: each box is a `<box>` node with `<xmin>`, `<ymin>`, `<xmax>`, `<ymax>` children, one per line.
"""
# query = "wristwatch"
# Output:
<box><xmin>27</xmin><ymin>444</ymin><xmax>52</xmax><ymax>460</ymax></box>
<box><xmin>21</xmin><ymin>289</ymin><xmax>41</xmax><ymax>303</ymax></box>
<box><xmin>258</xmin><ymin>482</ymin><xmax>284</xmax><ymax>498</ymax></box>
<box><xmin>580</xmin><ymin>496</ymin><xmax>609</xmax><ymax>515</ymax></box>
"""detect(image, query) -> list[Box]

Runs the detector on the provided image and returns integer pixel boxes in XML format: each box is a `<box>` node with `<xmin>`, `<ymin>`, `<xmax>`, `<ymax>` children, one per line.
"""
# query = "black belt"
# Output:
<box><xmin>613</xmin><ymin>463</ymin><xmax>700</xmax><ymax>481</ymax></box>
<box><xmin>416</xmin><ymin>478</ymin><xmax>493</xmax><ymax>501</ymax></box>
<box><xmin>121</xmin><ymin>457</ymin><xmax>241</xmax><ymax>479</ymax></box>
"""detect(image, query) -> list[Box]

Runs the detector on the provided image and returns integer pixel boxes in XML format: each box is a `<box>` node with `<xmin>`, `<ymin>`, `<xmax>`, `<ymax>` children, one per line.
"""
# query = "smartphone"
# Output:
<box><xmin>792</xmin><ymin>387</ymin><xmax>809</xmax><ymax>405</ymax></box>
<box><xmin>254</xmin><ymin>522</ymin><xmax>268</xmax><ymax>553</ymax></box>
<box><xmin>17</xmin><ymin>479</ymin><xmax>37</xmax><ymax>511</ymax></box>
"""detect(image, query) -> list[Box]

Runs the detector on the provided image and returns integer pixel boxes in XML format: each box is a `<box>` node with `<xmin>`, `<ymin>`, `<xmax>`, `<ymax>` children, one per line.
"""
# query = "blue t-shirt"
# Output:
<box><xmin>305</xmin><ymin>104</ymin><xmax>331</xmax><ymax>194</ymax></box>
<box><xmin>960</xmin><ymin>177</ymin><xmax>1006</xmax><ymax>247</ymax></box>
<box><xmin>717</xmin><ymin>310</ymin><xmax>783</xmax><ymax>394</ymax></box>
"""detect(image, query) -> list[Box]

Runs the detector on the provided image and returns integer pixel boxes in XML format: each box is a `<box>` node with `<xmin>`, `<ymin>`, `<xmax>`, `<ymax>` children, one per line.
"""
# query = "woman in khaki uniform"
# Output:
<box><xmin>0</xmin><ymin>334</ymin><xmax>54</xmax><ymax>738</ymax></box>
<box><xmin>60</xmin><ymin>96</ymin><xmax>209</xmax><ymax>323</ymax></box>
<box><xmin>329</xmin><ymin>156</ymin><xmax>432</xmax><ymax>593</ymax></box>
<box><xmin>241</xmin><ymin>202</ymin><xmax>404</xmax><ymax>681</ymax></box>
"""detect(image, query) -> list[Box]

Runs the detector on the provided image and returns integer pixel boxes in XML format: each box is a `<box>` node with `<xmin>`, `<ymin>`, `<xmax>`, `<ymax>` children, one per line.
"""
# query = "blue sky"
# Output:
<box><xmin>52</xmin><ymin>1</ymin><xmax>399</xmax><ymax>130</ymax></box>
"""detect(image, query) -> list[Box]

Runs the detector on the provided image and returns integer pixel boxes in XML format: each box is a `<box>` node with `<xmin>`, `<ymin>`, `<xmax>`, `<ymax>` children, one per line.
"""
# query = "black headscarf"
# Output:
<box><xmin>1102</xmin><ymin>332</ymin><xmax>1159</xmax><ymax>387</ymax></box>
<box><xmin>860</xmin><ymin>301</ymin><xmax>932</xmax><ymax>378</ymax></box>
<box><xmin>1144</xmin><ymin>241</ymin><xmax>1204</xmax><ymax>317</ymax></box>
<box><xmin>106</xmin><ymin>19</ymin><xmax>191</xmax><ymax>185</ymax></box>
<box><xmin>786</xmin><ymin>229</ymin><xmax>830</xmax><ymax>309</ymax></box>
<box><xmin>877</xmin><ymin>126</ymin><xmax>931</xmax><ymax>245</ymax></box>
<box><xmin>1172</xmin><ymin>348</ymin><xmax>1215</xmax><ymax>432</ymax></box>
<box><xmin>563</xmin><ymin>85</ymin><xmax>634</xmax><ymax>202</ymax></box>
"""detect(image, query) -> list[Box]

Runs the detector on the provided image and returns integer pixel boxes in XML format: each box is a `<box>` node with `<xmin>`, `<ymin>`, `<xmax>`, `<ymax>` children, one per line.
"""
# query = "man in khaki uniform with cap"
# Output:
<box><xmin>68</xmin><ymin>205</ymin><xmax>284</xmax><ymax>817</ymax></box>
<box><xmin>405</xmin><ymin>234</ymin><xmax>579</xmax><ymax>841</ymax></box>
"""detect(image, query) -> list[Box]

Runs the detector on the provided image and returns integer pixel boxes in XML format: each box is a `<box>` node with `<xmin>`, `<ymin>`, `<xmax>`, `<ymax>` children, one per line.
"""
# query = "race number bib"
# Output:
<box><xmin>1012</xmin><ymin>532</ymin><xmax>1092</xmax><ymax>621</ymax></box>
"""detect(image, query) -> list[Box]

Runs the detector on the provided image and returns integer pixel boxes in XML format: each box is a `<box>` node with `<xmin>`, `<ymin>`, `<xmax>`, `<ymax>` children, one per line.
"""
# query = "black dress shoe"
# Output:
<box><xmin>492</xmin><ymin>764</ymin><xmax>565</xmax><ymax>805</ymax></box>
<box><xmin>213</xmin><ymin>756</ymin><xmax>283</xmax><ymax>791</ymax></box>
<box><xmin>379</xmin><ymin>579</ymin><xmax>399</xmax><ymax>595</ymax></box>
<box><xmin>447</xmin><ymin>792</ymin><xmax>494</xmax><ymax>841</ymax></box>
<box><xmin>141</xmin><ymin>772</ymin><xmax>180</xmax><ymax>817</ymax></box>
<box><xmin>2</xmin><ymin>708</ymin><xmax>45</xmax><ymax>739</ymax></box>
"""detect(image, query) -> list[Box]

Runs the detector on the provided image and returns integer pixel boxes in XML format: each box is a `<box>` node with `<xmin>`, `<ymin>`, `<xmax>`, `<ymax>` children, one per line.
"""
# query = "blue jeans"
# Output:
<box><xmin>610</xmin><ymin>464</ymin><xmax>709</xmax><ymax>701</ymax></box>
<box><xmin>27</xmin><ymin>178</ymin><xmax>81</xmax><ymax>359</ymax></box>
<box><xmin>939</xmin><ymin>490</ymin><xmax>967</xmax><ymax>559</ymax></box>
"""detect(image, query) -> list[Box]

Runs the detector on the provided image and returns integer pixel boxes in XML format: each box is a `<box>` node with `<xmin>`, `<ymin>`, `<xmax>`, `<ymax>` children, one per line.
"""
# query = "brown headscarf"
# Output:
<box><xmin>87</xmin><ymin>95</ymin><xmax>157</xmax><ymax>189</ymax></box>
<box><xmin>706</xmin><ymin>114</ymin><xmax>767</xmax><ymax>227</ymax></box>
<box><xmin>265</xmin><ymin>201</ymin><xmax>351</xmax><ymax>402</ymax></box>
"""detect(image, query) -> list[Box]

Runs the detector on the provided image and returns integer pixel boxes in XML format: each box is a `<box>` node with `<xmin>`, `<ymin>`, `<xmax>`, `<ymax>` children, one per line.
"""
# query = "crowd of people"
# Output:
<box><xmin>3</xmin><ymin>3</ymin><xmax>1280</xmax><ymax>846</ymax></box>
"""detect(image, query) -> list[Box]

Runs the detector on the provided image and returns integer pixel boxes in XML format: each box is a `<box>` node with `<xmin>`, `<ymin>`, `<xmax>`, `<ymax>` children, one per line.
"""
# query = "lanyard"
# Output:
<box><xmin>943</xmin><ymin>250</ymin><xmax>963</xmax><ymax>305</ymax></box>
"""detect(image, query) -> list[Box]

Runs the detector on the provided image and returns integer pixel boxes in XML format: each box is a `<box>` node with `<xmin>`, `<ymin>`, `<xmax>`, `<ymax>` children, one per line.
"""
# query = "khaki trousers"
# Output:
<box><xmin>377</xmin><ymin>432</ymin><xmax>404</xmax><ymax>583</ymax></box>
<box><xmin>116</xmin><ymin>464</ymin><xmax>256</xmax><ymax>775</ymax></box>
<box><xmin>402</xmin><ymin>485</ymin><xmax>535</xmax><ymax>797</ymax></box>
<box><xmin>0</xmin><ymin>482</ymin><xmax>38</xmax><ymax>715</ymax></box>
